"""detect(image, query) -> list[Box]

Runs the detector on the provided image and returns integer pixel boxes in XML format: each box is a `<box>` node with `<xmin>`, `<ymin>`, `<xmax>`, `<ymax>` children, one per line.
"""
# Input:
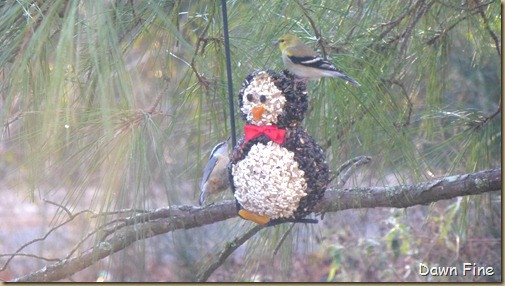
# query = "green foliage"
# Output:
<box><xmin>0</xmin><ymin>0</ymin><xmax>500</xmax><ymax>282</ymax></box>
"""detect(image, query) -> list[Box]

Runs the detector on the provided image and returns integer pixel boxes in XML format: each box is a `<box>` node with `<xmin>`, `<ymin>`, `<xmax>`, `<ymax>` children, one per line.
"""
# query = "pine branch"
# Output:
<box><xmin>315</xmin><ymin>168</ymin><xmax>501</xmax><ymax>213</ymax></box>
<box><xmin>9</xmin><ymin>168</ymin><xmax>501</xmax><ymax>282</ymax></box>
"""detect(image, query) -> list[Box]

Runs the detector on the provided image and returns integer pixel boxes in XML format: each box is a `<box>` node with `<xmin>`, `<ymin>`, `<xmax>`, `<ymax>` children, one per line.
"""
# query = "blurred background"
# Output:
<box><xmin>0</xmin><ymin>0</ymin><xmax>501</xmax><ymax>282</ymax></box>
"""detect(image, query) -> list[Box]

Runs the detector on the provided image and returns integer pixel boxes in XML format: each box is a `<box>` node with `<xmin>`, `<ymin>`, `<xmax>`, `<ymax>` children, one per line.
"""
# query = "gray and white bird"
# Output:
<box><xmin>199</xmin><ymin>138</ymin><xmax>230</xmax><ymax>206</ymax></box>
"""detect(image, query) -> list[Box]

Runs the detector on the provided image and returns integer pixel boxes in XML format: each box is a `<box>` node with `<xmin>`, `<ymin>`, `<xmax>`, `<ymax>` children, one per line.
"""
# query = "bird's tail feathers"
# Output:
<box><xmin>338</xmin><ymin>74</ymin><xmax>360</xmax><ymax>86</ymax></box>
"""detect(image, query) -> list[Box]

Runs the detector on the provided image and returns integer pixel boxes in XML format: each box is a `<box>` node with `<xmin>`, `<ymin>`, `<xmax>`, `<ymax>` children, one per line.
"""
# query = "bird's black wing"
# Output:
<box><xmin>287</xmin><ymin>54</ymin><xmax>345</xmax><ymax>73</ymax></box>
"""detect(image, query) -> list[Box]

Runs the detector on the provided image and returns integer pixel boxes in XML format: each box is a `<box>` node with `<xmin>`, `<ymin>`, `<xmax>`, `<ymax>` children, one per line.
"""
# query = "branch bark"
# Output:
<box><xmin>10</xmin><ymin>168</ymin><xmax>501</xmax><ymax>282</ymax></box>
<box><xmin>315</xmin><ymin>168</ymin><xmax>501</xmax><ymax>212</ymax></box>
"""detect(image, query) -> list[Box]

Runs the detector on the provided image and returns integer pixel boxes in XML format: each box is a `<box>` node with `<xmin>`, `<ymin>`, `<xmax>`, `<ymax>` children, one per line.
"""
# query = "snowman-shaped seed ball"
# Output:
<box><xmin>229</xmin><ymin>70</ymin><xmax>330</xmax><ymax>226</ymax></box>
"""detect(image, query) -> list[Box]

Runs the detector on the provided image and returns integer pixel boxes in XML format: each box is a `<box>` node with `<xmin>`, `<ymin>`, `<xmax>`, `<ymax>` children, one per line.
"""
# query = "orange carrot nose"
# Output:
<box><xmin>252</xmin><ymin>106</ymin><xmax>265</xmax><ymax>121</ymax></box>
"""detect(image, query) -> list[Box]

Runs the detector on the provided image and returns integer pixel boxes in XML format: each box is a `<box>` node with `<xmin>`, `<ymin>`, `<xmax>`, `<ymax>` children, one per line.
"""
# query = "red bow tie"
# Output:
<box><xmin>244</xmin><ymin>125</ymin><xmax>285</xmax><ymax>144</ymax></box>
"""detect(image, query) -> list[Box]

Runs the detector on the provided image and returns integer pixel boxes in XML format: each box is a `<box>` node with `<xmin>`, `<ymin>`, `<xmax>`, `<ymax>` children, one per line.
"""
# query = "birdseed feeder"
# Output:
<box><xmin>229</xmin><ymin>69</ymin><xmax>330</xmax><ymax>226</ymax></box>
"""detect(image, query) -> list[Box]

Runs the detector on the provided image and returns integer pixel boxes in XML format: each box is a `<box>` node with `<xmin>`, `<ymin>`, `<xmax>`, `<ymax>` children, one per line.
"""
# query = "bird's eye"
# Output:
<box><xmin>279</xmin><ymin>39</ymin><xmax>284</xmax><ymax>43</ymax></box>
<box><xmin>259</xmin><ymin>95</ymin><xmax>266</xmax><ymax>103</ymax></box>
<box><xmin>246</xmin><ymin>94</ymin><xmax>253</xmax><ymax>101</ymax></box>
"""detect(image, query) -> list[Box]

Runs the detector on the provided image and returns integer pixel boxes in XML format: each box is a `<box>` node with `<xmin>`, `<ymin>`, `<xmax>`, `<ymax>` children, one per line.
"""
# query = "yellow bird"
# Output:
<box><xmin>276</xmin><ymin>34</ymin><xmax>360</xmax><ymax>86</ymax></box>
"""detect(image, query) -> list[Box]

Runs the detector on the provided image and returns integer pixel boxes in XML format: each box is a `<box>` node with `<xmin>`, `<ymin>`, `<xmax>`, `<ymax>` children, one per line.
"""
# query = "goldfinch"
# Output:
<box><xmin>276</xmin><ymin>34</ymin><xmax>360</xmax><ymax>86</ymax></box>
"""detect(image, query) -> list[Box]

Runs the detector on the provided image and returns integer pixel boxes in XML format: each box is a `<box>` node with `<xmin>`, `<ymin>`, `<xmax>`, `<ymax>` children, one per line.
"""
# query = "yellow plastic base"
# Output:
<box><xmin>238</xmin><ymin>209</ymin><xmax>270</xmax><ymax>225</ymax></box>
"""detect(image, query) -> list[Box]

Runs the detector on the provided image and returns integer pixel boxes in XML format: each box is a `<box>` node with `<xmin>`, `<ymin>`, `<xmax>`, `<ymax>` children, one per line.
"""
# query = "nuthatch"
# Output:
<box><xmin>200</xmin><ymin>138</ymin><xmax>231</xmax><ymax>206</ymax></box>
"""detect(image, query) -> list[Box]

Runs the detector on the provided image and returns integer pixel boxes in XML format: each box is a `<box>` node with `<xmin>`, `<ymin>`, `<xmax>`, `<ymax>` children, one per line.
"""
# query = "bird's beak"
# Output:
<box><xmin>272</xmin><ymin>40</ymin><xmax>280</xmax><ymax>47</ymax></box>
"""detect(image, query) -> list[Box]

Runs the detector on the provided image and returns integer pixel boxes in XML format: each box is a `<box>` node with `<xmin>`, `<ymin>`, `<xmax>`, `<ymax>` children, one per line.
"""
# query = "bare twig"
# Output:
<box><xmin>334</xmin><ymin>156</ymin><xmax>373</xmax><ymax>188</ymax></box>
<box><xmin>43</xmin><ymin>199</ymin><xmax>74</xmax><ymax>219</ymax></box>
<box><xmin>386</xmin><ymin>80</ymin><xmax>412</xmax><ymax>129</ymax></box>
<box><xmin>475</xmin><ymin>0</ymin><xmax>501</xmax><ymax>58</ymax></box>
<box><xmin>0</xmin><ymin>253</ymin><xmax>61</xmax><ymax>262</ymax></box>
<box><xmin>425</xmin><ymin>0</ymin><xmax>495</xmax><ymax>47</ymax></box>
<box><xmin>147</xmin><ymin>92</ymin><xmax>163</xmax><ymax>114</ymax></box>
<box><xmin>0</xmin><ymin>208</ymin><xmax>93</xmax><ymax>272</ymax></box>
<box><xmin>468</xmin><ymin>103</ymin><xmax>501</xmax><ymax>129</ymax></box>
<box><xmin>392</xmin><ymin>0</ymin><xmax>436</xmax><ymax>79</ymax></box>
<box><xmin>331</xmin><ymin>156</ymin><xmax>373</xmax><ymax>188</ymax></box>
<box><xmin>65</xmin><ymin>218</ymin><xmax>130</xmax><ymax>260</ymax></box>
<box><xmin>196</xmin><ymin>224</ymin><xmax>264</xmax><ymax>282</ymax></box>
<box><xmin>295</xmin><ymin>0</ymin><xmax>327</xmax><ymax>59</ymax></box>
<box><xmin>483</xmin><ymin>105</ymin><xmax>501</xmax><ymax>124</ymax></box>
<box><xmin>91</xmin><ymin>208</ymin><xmax>151</xmax><ymax>217</ymax></box>
<box><xmin>3</xmin><ymin>111</ymin><xmax>23</xmax><ymax>136</ymax></box>
<box><xmin>187</xmin><ymin>5</ymin><xmax>215</xmax><ymax>91</ymax></box>
<box><xmin>370</xmin><ymin>0</ymin><xmax>417</xmax><ymax>46</ymax></box>
<box><xmin>425</xmin><ymin>14</ymin><xmax>469</xmax><ymax>46</ymax></box>
<box><xmin>273</xmin><ymin>223</ymin><xmax>296</xmax><ymax>256</ymax></box>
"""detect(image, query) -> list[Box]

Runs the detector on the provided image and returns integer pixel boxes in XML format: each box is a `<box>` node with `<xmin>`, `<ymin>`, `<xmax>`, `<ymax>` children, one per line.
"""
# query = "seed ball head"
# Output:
<box><xmin>238</xmin><ymin>69</ymin><xmax>308</xmax><ymax>128</ymax></box>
